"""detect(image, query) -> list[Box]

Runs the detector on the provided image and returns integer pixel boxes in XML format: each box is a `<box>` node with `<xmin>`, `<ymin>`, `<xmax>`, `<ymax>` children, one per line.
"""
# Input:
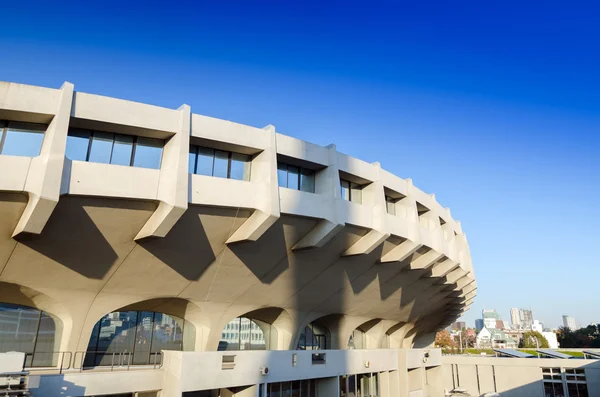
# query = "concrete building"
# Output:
<box><xmin>564</xmin><ymin>315</ymin><xmax>578</xmax><ymax>331</ymax></box>
<box><xmin>0</xmin><ymin>80</ymin><xmax>477</xmax><ymax>397</ymax></box>
<box><xmin>450</xmin><ymin>321</ymin><xmax>466</xmax><ymax>331</ymax></box>
<box><xmin>510</xmin><ymin>308</ymin><xmax>534</xmax><ymax>330</ymax></box>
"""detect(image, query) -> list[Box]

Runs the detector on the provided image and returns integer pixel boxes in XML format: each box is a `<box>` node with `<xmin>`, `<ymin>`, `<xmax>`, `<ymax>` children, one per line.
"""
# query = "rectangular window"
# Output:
<box><xmin>277</xmin><ymin>163</ymin><xmax>315</xmax><ymax>193</ymax></box>
<box><xmin>340</xmin><ymin>179</ymin><xmax>363</xmax><ymax>204</ymax></box>
<box><xmin>66</xmin><ymin>129</ymin><xmax>91</xmax><ymax>161</ymax></box>
<box><xmin>66</xmin><ymin>129</ymin><xmax>164</xmax><ymax>169</ymax></box>
<box><xmin>386</xmin><ymin>195</ymin><xmax>397</xmax><ymax>215</ymax></box>
<box><xmin>0</xmin><ymin>121</ymin><xmax>46</xmax><ymax>157</ymax></box>
<box><xmin>133</xmin><ymin>137</ymin><xmax>163</xmax><ymax>169</ymax></box>
<box><xmin>189</xmin><ymin>145</ymin><xmax>251</xmax><ymax>181</ymax></box>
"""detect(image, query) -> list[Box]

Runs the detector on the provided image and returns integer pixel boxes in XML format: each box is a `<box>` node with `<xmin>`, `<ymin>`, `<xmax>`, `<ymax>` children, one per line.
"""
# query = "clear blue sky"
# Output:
<box><xmin>1</xmin><ymin>1</ymin><xmax>598</xmax><ymax>328</ymax></box>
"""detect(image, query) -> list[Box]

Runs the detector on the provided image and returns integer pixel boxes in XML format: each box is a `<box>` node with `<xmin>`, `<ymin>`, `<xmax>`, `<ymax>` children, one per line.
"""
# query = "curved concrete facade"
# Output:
<box><xmin>0</xmin><ymin>80</ymin><xmax>476</xmax><ymax>359</ymax></box>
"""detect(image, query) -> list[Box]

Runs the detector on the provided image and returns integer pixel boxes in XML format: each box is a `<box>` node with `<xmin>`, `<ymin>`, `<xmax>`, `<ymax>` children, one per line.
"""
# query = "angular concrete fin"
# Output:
<box><xmin>135</xmin><ymin>104</ymin><xmax>190</xmax><ymax>240</ymax></box>
<box><xmin>380</xmin><ymin>240</ymin><xmax>421</xmax><ymax>263</ymax></box>
<box><xmin>408</xmin><ymin>250</ymin><xmax>444</xmax><ymax>270</ymax></box>
<box><xmin>429</xmin><ymin>259</ymin><xmax>459</xmax><ymax>278</ymax></box>
<box><xmin>13</xmin><ymin>82</ymin><xmax>74</xmax><ymax>237</ymax></box>
<box><xmin>342</xmin><ymin>230</ymin><xmax>389</xmax><ymax>256</ymax></box>
<box><xmin>293</xmin><ymin>219</ymin><xmax>344</xmax><ymax>250</ymax></box>
<box><xmin>226</xmin><ymin>210</ymin><xmax>279</xmax><ymax>244</ymax></box>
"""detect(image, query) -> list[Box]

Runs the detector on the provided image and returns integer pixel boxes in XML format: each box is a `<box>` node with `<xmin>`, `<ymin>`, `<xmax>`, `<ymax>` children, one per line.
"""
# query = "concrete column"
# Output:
<box><xmin>226</xmin><ymin>125</ymin><xmax>280</xmax><ymax>243</ymax></box>
<box><xmin>12</xmin><ymin>82</ymin><xmax>74</xmax><ymax>237</ymax></box>
<box><xmin>293</xmin><ymin>144</ymin><xmax>344</xmax><ymax>250</ymax></box>
<box><xmin>343</xmin><ymin>162</ymin><xmax>390</xmax><ymax>256</ymax></box>
<box><xmin>135</xmin><ymin>104</ymin><xmax>190</xmax><ymax>240</ymax></box>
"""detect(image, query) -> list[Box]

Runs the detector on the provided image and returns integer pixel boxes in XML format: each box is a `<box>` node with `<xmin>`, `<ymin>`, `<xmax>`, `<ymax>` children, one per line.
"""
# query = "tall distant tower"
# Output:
<box><xmin>510</xmin><ymin>308</ymin><xmax>520</xmax><ymax>327</ymax></box>
<box><xmin>563</xmin><ymin>315</ymin><xmax>577</xmax><ymax>330</ymax></box>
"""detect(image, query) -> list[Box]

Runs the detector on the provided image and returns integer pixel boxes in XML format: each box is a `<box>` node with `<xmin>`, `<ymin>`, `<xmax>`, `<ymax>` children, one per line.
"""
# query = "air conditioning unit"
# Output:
<box><xmin>260</xmin><ymin>367</ymin><xmax>269</xmax><ymax>376</ymax></box>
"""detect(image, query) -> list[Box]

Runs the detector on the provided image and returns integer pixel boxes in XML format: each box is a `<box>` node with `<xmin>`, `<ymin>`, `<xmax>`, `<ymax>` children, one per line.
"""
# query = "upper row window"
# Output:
<box><xmin>277</xmin><ymin>163</ymin><xmax>315</xmax><ymax>193</ymax></box>
<box><xmin>0</xmin><ymin>121</ymin><xmax>45</xmax><ymax>157</ymax></box>
<box><xmin>66</xmin><ymin>129</ymin><xmax>164</xmax><ymax>169</ymax></box>
<box><xmin>189</xmin><ymin>145</ymin><xmax>251</xmax><ymax>181</ymax></box>
<box><xmin>340</xmin><ymin>179</ymin><xmax>362</xmax><ymax>204</ymax></box>
<box><xmin>385</xmin><ymin>195</ymin><xmax>397</xmax><ymax>215</ymax></box>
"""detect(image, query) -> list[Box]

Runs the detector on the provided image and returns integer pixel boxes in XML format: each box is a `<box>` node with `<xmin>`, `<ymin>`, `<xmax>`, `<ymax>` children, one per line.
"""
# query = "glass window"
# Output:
<box><xmin>300</xmin><ymin>380</ymin><xmax>310</xmax><ymax>397</ymax></box>
<box><xmin>196</xmin><ymin>147</ymin><xmax>214</xmax><ymax>176</ymax></box>
<box><xmin>287</xmin><ymin>166</ymin><xmax>300</xmax><ymax>190</ymax></box>
<box><xmin>350</xmin><ymin>183</ymin><xmax>362</xmax><ymax>204</ymax></box>
<box><xmin>111</xmin><ymin>134</ymin><xmax>134</xmax><ymax>166</ymax></box>
<box><xmin>230</xmin><ymin>153</ymin><xmax>251</xmax><ymax>181</ymax></box>
<box><xmin>65</xmin><ymin>129</ymin><xmax>91</xmax><ymax>161</ymax></box>
<box><xmin>213</xmin><ymin>150</ymin><xmax>229</xmax><ymax>178</ymax></box>
<box><xmin>341</xmin><ymin>180</ymin><xmax>351</xmax><ymax>201</ymax></box>
<box><xmin>1</xmin><ymin>122</ymin><xmax>45</xmax><ymax>157</ymax></box>
<box><xmin>291</xmin><ymin>381</ymin><xmax>300</xmax><ymax>397</ymax></box>
<box><xmin>88</xmin><ymin>131</ymin><xmax>114</xmax><ymax>164</ymax></box>
<box><xmin>0</xmin><ymin>303</ymin><xmax>61</xmax><ymax>368</ymax></box>
<box><xmin>386</xmin><ymin>196</ymin><xmax>396</xmax><ymax>215</ymax></box>
<box><xmin>278</xmin><ymin>163</ymin><xmax>288</xmax><ymax>188</ymax></box>
<box><xmin>300</xmin><ymin>169</ymin><xmax>315</xmax><ymax>193</ymax></box>
<box><xmin>86</xmin><ymin>310</ymin><xmax>191</xmax><ymax>367</ymax></box>
<box><xmin>133</xmin><ymin>137</ymin><xmax>163</xmax><ymax>169</ymax></box>
<box><xmin>188</xmin><ymin>145</ymin><xmax>197</xmax><ymax>174</ymax></box>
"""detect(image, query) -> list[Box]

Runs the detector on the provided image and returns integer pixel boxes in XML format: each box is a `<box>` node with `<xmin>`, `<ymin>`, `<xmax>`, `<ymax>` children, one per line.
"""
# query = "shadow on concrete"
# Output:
<box><xmin>140</xmin><ymin>206</ymin><xmax>250</xmax><ymax>281</ymax></box>
<box><xmin>15</xmin><ymin>196</ymin><xmax>128</xmax><ymax>280</ymax></box>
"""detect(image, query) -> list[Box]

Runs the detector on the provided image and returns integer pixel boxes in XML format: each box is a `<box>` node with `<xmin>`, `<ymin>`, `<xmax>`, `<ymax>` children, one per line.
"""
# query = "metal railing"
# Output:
<box><xmin>73</xmin><ymin>351</ymin><xmax>163</xmax><ymax>372</ymax></box>
<box><xmin>23</xmin><ymin>351</ymin><xmax>72</xmax><ymax>374</ymax></box>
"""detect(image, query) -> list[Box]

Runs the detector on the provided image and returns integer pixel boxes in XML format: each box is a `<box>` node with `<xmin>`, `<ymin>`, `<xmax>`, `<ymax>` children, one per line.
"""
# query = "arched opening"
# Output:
<box><xmin>297</xmin><ymin>321</ymin><xmax>331</xmax><ymax>350</ymax></box>
<box><xmin>85</xmin><ymin>310</ymin><xmax>195</xmax><ymax>366</ymax></box>
<box><xmin>218</xmin><ymin>316</ymin><xmax>269</xmax><ymax>351</ymax></box>
<box><xmin>347</xmin><ymin>319</ymin><xmax>380</xmax><ymax>350</ymax></box>
<box><xmin>0</xmin><ymin>303</ymin><xmax>62</xmax><ymax>367</ymax></box>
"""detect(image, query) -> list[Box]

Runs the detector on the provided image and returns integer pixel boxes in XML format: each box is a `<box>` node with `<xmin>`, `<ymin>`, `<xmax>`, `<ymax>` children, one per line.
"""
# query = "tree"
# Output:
<box><xmin>435</xmin><ymin>330</ymin><xmax>457</xmax><ymax>348</ymax></box>
<box><xmin>520</xmin><ymin>331</ymin><xmax>549</xmax><ymax>348</ymax></box>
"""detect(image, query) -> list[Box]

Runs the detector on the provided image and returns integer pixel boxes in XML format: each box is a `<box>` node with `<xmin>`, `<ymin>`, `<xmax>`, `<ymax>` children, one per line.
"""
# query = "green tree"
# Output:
<box><xmin>520</xmin><ymin>331</ymin><xmax>549</xmax><ymax>348</ymax></box>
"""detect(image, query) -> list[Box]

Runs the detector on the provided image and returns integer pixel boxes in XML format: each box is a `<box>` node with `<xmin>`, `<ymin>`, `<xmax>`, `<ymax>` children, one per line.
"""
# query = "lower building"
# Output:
<box><xmin>476</xmin><ymin>327</ymin><xmax>518</xmax><ymax>349</ymax></box>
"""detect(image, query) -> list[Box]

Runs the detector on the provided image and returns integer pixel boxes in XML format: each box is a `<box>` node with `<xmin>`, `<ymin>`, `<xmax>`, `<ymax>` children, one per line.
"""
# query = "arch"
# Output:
<box><xmin>296</xmin><ymin>314</ymin><xmax>345</xmax><ymax>350</ymax></box>
<box><xmin>383</xmin><ymin>322</ymin><xmax>415</xmax><ymax>348</ymax></box>
<box><xmin>347</xmin><ymin>318</ymin><xmax>381</xmax><ymax>349</ymax></box>
<box><xmin>84</xmin><ymin>298</ymin><xmax>198</xmax><ymax>367</ymax></box>
<box><xmin>217</xmin><ymin>307</ymin><xmax>292</xmax><ymax>351</ymax></box>
<box><xmin>0</xmin><ymin>281</ymin><xmax>72</xmax><ymax>365</ymax></box>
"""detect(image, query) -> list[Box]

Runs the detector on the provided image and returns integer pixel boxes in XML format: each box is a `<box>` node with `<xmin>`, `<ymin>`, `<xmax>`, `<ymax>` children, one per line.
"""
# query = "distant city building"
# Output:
<box><xmin>475</xmin><ymin>319</ymin><xmax>484</xmax><ymax>331</ymax></box>
<box><xmin>532</xmin><ymin>320</ymin><xmax>543</xmax><ymax>333</ymax></box>
<box><xmin>451</xmin><ymin>321</ymin><xmax>466</xmax><ymax>331</ymax></box>
<box><xmin>482</xmin><ymin>309</ymin><xmax>500</xmax><ymax>329</ymax></box>
<box><xmin>510</xmin><ymin>308</ymin><xmax>520</xmax><ymax>327</ymax></box>
<box><xmin>510</xmin><ymin>308</ymin><xmax>533</xmax><ymax>329</ymax></box>
<box><xmin>563</xmin><ymin>315</ymin><xmax>577</xmax><ymax>330</ymax></box>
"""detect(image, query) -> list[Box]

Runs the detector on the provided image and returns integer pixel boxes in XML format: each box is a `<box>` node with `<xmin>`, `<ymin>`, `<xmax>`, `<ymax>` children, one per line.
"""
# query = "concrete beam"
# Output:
<box><xmin>13</xmin><ymin>82</ymin><xmax>74</xmax><ymax>237</ymax></box>
<box><xmin>227</xmin><ymin>125</ymin><xmax>280</xmax><ymax>243</ymax></box>
<box><xmin>293</xmin><ymin>144</ymin><xmax>344</xmax><ymax>250</ymax></box>
<box><xmin>135</xmin><ymin>104</ymin><xmax>190</xmax><ymax>240</ymax></box>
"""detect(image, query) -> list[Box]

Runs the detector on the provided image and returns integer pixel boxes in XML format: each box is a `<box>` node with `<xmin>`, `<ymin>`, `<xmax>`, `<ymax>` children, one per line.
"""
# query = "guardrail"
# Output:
<box><xmin>73</xmin><ymin>351</ymin><xmax>163</xmax><ymax>372</ymax></box>
<box><xmin>23</xmin><ymin>351</ymin><xmax>72</xmax><ymax>374</ymax></box>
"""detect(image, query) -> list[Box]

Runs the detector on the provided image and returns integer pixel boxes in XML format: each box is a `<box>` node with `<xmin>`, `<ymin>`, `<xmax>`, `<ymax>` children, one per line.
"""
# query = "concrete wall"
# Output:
<box><xmin>439</xmin><ymin>356</ymin><xmax>600</xmax><ymax>397</ymax></box>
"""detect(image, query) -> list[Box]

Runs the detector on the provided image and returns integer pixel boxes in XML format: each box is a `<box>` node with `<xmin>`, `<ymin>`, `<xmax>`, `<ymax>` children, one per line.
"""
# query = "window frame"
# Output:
<box><xmin>189</xmin><ymin>145</ymin><xmax>252</xmax><ymax>181</ymax></box>
<box><xmin>66</xmin><ymin>129</ymin><xmax>163</xmax><ymax>169</ymax></box>
<box><xmin>277</xmin><ymin>162</ymin><xmax>316</xmax><ymax>193</ymax></box>
<box><xmin>0</xmin><ymin>121</ymin><xmax>46</xmax><ymax>157</ymax></box>
<box><xmin>340</xmin><ymin>179</ymin><xmax>363</xmax><ymax>204</ymax></box>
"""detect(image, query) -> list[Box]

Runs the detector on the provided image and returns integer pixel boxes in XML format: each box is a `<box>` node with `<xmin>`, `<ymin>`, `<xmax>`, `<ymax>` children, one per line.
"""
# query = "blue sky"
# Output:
<box><xmin>1</xmin><ymin>1</ymin><xmax>598</xmax><ymax>328</ymax></box>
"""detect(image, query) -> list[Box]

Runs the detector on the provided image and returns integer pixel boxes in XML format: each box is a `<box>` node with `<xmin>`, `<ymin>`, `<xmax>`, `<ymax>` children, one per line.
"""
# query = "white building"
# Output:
<box><xmin>563</xmin><ymin>315</ymin><xmax>577</xmax><ymax>330</ymax></box>
<box><xmin>476</xmin><ymin>327</ymin><xmax>517</xmax><ymax>349</ymax></box>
